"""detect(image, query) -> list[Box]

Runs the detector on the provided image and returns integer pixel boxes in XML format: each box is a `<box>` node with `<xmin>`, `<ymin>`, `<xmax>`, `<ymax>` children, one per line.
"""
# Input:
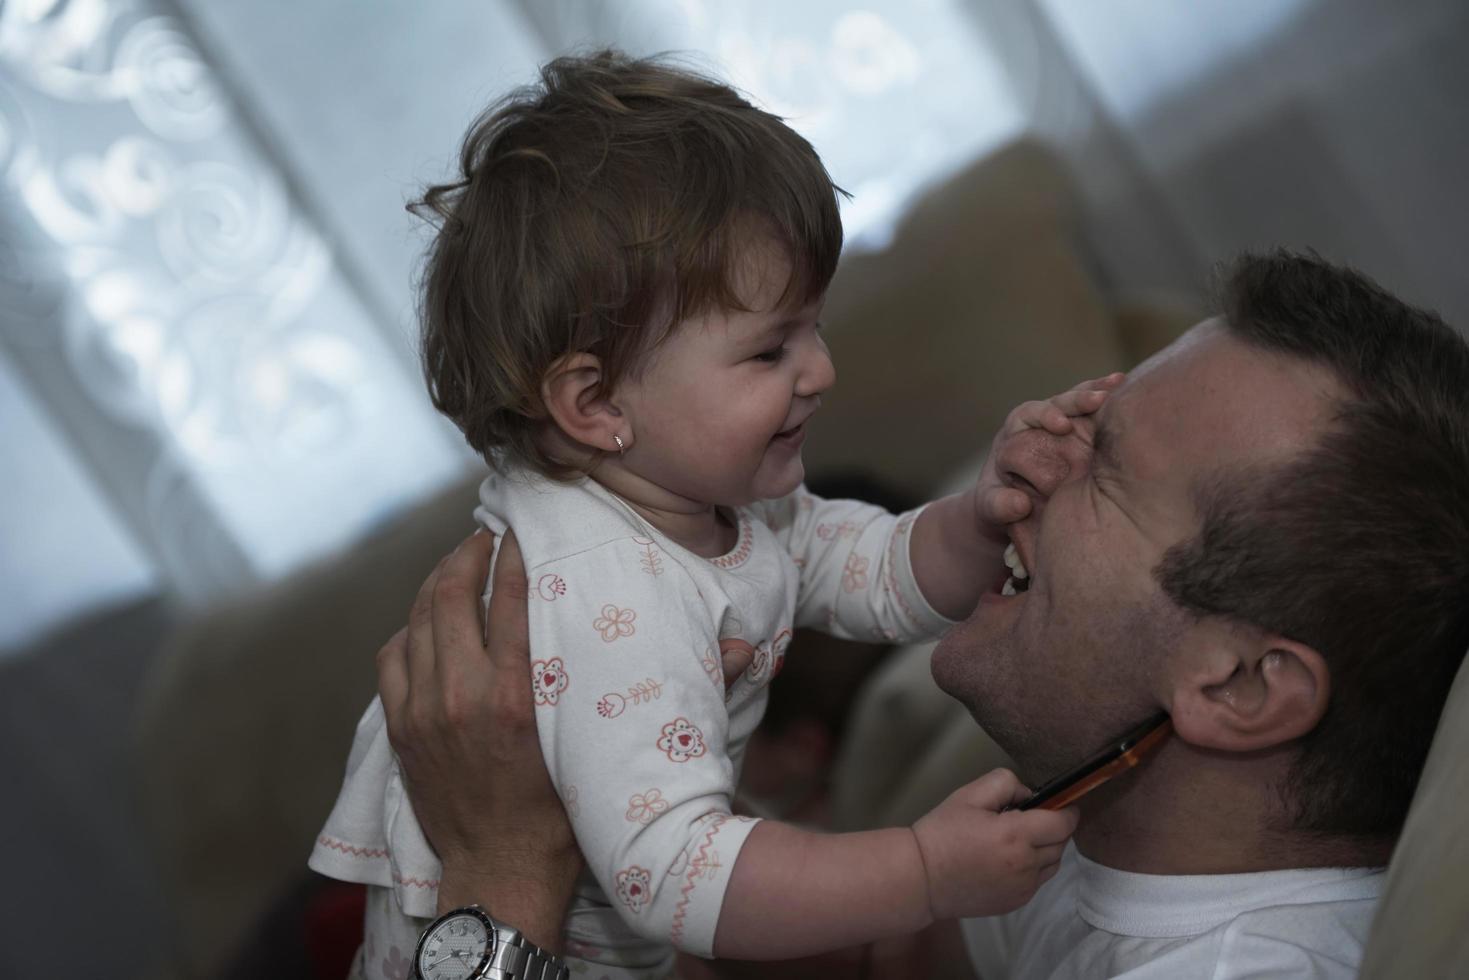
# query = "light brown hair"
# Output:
<box><xmin>412</xmin><ymin>49</ymin><xmax>845</xmax><ymax>476</ymax></box>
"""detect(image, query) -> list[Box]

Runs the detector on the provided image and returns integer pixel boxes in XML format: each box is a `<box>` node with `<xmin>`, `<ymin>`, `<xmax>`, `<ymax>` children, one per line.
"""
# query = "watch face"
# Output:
<box><xmin>417</xmin><ymin>910</ymin><xmax>492</xmax><ymax>980</ymax></box>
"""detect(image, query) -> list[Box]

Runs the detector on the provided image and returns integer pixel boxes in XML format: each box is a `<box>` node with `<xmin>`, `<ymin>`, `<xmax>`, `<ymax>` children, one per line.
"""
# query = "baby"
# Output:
<box><xmin>312</xmin><ymin>50</ymin><xmax>1105</xmax><ymax>979</ymax></box>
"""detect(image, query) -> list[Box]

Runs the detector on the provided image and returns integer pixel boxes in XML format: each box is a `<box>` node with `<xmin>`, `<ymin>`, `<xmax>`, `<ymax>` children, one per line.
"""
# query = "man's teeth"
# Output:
<box><xmin>1003</xmin><ymin>543</ymin><xmax>1029</xmax><ymax>580</ymax></box>
<box><xmin>1001</xmin><ymin>578</ymin><xmax>1018</xmax><ymax>597</ymax></box>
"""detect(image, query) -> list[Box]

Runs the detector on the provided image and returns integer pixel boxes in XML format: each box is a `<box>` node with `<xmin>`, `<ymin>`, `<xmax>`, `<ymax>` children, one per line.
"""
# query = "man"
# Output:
<box><xmin>376</xmin><ymin>251</ymin><xmax>1469</xmax><ymax>977</ymax></box>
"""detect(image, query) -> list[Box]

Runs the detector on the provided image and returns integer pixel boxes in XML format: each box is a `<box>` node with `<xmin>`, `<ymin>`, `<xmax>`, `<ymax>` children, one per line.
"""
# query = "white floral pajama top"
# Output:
<box><xmin>310</xmin><ymin>464</ymin><xmax>952</xmax><ymax>977</ymax></box>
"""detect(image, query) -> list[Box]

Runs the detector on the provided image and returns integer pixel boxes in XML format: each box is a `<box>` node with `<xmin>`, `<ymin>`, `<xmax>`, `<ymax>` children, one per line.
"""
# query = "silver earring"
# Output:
<box><xmin>613</xmin><ymin>434</ymin><xmax>625</xmax><ymax>453</ymax></box>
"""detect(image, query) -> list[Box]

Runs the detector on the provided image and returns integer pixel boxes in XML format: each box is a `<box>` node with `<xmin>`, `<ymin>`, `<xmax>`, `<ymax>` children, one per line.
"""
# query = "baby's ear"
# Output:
<box><xmin>541</xmin><ymin>353</ymin><xmax>623</xmax><ymax>453</ymax></box>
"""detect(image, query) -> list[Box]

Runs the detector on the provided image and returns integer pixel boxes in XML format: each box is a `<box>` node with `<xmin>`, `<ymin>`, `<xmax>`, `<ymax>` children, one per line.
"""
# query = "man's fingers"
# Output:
<box><xmin>486</xmin><ymin>529</ymin><xmax>532</xmax><ymax>676</ymax></box>
<box><xmin>430</xmin><ymin>532</ymin><xmax>497</xmax><ymax>684</ymax></box>
<box><xmin>376</xmin><ymin>627</ymin><xmax>410</xmax><ymax>727</ymax></box>
<box><xmin>406</xmin><ymin>555</ymin><xmax>449</xmax><ymax>695</ymax></box>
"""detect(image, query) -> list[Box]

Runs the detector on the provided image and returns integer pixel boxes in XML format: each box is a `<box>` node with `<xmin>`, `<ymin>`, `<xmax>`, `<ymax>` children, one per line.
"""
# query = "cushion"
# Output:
<box><xmin>807</xmin><ymin>138</ymin><xmax>1128</xmax><ymax>498</ymax></box>
<box><xmin>134</xmin><ymin>475</ymin><xmax>481</xmax><ymax>977</ymax></box>
<box><xmin>1359</xmin><ymin>651</ymin><xmax>1469</xmax><ymax>977</ymax></box>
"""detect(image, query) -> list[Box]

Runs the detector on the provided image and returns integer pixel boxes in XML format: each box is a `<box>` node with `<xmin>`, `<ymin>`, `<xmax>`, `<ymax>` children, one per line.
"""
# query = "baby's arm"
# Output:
<box><xmin>758</xmin><ymin>377</ymin><xmax>1119</xmax><ymax>642</ymax></box>
<box><xmin>530</xmin><ymin>542</ymin><xmax>1076</xmax><ymax>960</ymax></box>
<box><xmin>713</xmin><ymin>769</ymin><xmax>1077</xmax><ymax>959</ymax></box>
<box><xmin>910</xmin><ymin>374</ymin><xmax>1122</xmax><ymax>619</ymax></box>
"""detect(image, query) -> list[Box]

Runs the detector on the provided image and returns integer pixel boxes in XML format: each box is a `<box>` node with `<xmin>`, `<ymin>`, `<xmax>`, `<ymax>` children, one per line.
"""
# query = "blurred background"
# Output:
<box><xmin>1</xmin><ymin>0</ymin><xmax>1466</xmax><ymax>977</ymax></box>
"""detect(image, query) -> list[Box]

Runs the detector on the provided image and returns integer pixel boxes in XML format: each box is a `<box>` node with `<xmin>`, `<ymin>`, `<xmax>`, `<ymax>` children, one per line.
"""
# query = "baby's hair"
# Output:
<box><xmin>412</xmin><ymin>49</ymin><xmax>846</xmax><ymax>477</ymax></box>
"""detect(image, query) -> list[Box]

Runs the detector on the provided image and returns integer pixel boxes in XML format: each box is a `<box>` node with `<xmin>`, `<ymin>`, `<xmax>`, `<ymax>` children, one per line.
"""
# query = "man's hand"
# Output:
<box><xmin>972</xmin><ymin>373</ymin><xmax>1123</xmax><ymax>542</ymax></box>
<box><xmin>376</xmin><ymin>529</ymin><xmax>581</xmax><ymax>949</ymax></box>
<box><xmin>911</xmin><ymin>768</ymin><xmax>1079</xmax><ymax>920</ymax></box>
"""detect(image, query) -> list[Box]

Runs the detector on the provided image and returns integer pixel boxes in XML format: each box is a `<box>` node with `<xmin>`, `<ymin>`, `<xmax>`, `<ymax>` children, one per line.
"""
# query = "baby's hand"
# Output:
<box><xmin>911</xmin><ymin>768</ymin><xmax>1079</xmax><ymax>920</ymax></box>
<box><xmin>972</xmin><ymin>373</ymin><xmax>1124</xmax><ymax>544</ymax></box>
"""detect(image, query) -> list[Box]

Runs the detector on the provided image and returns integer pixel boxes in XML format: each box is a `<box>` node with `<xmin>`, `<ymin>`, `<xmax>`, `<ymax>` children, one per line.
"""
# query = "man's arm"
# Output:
<box><xmin>376</xmin><ymin>530</ymin><xmax>580</xmax><ymax>950</ymax></box>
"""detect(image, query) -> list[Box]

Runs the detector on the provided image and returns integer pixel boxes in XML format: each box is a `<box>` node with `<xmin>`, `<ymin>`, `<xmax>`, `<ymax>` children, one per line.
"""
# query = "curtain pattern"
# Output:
<box><xmin>0</xmin><ymin>0</ymin><xmax>464</xmax><ymax>611</ymax></box>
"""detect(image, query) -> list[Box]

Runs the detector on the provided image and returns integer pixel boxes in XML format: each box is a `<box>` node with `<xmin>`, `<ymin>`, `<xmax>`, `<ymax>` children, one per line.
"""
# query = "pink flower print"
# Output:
<box><xmin>534</xmin><ymin>573</ymin><xmax>567</xmax><ymax>601</ymax></box>
<box><xmin>625</xmin><ymin>789</ymin><xmax>670</xmax><ymax>824</ymax></box>
<box><xmin>563</xmin><ymin>784</ymin><xmax>580</xmax><ymax>819</ymax></box>
<box><xmin>749</xmin><ymin>642</ymin><xmax>771</xmax><ymax>683</ymax></box>
<box><xmin>597</xmin><ymin>678</ymin><xmax>663</xmax><ymax>718</ymax></box>
<box><xmin>771</xmin><ymin>628</ymin><xmax>792</xmax><ymax>679</ymax></box>
<box><xmin>701</xmin><ymin>646</ymin><xmax>723</xmax><ymax>690</ymax></box>
<box><xmin>634</xmin><ymin>536</ymin><xmax>664</xmax><ymax>576</ymax></box>
<box><xmin>842</xmin><ymin>553</ymin><xmax>870</xmax><ymax>593</ymax></box>
<box><xmin>817</xmin><ymin>520</ymin><xmax>860</xmax><ymax>541</ymax></box>
<box><xmin>531</xmin><ymin>657</ymin><xmax>569</xmax><ymax>706</ymax></box>
<box><xmin>593</xmin><ymin>604</ymin><xmax>636</xmax><ymax>642</ymax></box>
<box><xmin>748</xmin><ymin>628</ymin><xmax>795</xmax><ymax>685</ymax></box>
<box><xmin>657</xmin><ymin>717</ymin><xmax>708</xmax><ymax>763</ymax></box>
<box><xmin>688</xmin><ymin>848</ymin><xmax>723</xmax><ymax>881</ymax></box>
<box><xmin>564</xmin><ymin>939</ymin><xmax>603</xmax><ymax>959</ymax></box>
<box><xmin>381</xmin><ymin>944</ymin><xmax>411</xmax><ymax>980</ymax></box>
<box><xmin>615</xmin><ymin>865</ymin><xmax>654</xmax><ymax>913</ymax></box>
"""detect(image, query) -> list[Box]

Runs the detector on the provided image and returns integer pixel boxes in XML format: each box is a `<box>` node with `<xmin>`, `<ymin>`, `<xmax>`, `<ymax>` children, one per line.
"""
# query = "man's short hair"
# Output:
<box><xmin>411</xmin><ymin>49</ymin><xmax>844</xmax><ymax>476</ymax></box>
<box><xmin>1157</xmin><ymin>249</ymin><xmax>1469</xmax><ymax>838</ymax></box>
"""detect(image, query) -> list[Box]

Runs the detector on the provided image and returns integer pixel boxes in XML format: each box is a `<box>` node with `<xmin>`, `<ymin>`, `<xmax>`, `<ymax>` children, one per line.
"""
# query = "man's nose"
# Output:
<box><xmin>1002</xmin><ymin>429</ymin><xmax>1090</xmax><ymax>502</ymax></box>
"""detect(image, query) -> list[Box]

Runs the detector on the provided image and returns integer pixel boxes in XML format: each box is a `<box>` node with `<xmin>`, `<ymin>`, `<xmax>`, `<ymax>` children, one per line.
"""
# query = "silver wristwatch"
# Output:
<box><xmin>412</xmin><ymin>905</ymin><xmax>569</xmax><ymax>980</ymax></box>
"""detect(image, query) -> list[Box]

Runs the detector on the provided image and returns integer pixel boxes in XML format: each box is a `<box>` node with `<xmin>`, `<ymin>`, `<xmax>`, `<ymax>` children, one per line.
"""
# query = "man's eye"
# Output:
<box><xmin>754</xmin><ymin>346</ymin><xmax>789</xmax><ymax>363</ymax></box>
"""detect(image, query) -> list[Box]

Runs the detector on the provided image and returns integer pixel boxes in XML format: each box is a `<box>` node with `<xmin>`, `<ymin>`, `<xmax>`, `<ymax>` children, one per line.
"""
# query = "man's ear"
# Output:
<box><xmin>540</xmin><ymin>353</ymin><xmax>626</xmax><ymax>454</ymax></box>
<box><xmin>1168</xmin><ymin>627</ymin><xmax>1330</xmax><ymax>753</ymax></box>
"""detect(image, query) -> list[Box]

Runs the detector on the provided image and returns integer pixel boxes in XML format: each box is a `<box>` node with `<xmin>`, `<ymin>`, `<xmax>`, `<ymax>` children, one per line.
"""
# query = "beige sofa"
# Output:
<box><xmin>132</xmin><ymin>137</ymin><xmax>1215</xmax><ymax>978</ymax></box>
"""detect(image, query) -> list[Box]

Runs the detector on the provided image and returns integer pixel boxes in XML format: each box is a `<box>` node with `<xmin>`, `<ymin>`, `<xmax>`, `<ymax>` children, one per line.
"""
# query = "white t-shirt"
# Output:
<box><xmin>962</xmin><ymin>846</ymin><xmax>1385</xmax><ymax>979</ymax></box>
<box><xmin>311</xmin><ymin>464</ymin><xmax>951</xmax><ymax>975</ymax></box>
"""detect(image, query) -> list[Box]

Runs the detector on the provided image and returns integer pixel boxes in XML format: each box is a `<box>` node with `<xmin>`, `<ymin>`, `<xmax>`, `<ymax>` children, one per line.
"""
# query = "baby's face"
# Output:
<box><xmin>615</xmin><ymin>244</ymin><xmax>835</xmax><ymax>506</ymax></box>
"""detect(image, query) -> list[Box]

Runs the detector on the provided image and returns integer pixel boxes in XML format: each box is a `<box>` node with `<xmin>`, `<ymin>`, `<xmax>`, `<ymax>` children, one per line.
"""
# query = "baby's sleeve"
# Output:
<box><xmin>522</xmin><ymin>539</ymin><xmax>760</xmax><ymax>957</ymax></box>
<box><xmin>754</xmin><ymin>489</ymin><xmax>954</xmax><ymax>643</ymax></box>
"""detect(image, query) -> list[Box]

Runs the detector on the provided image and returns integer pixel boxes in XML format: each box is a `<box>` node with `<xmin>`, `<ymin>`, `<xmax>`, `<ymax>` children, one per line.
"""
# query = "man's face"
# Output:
<box><xmin>931</xmin><ymin>321</ymin><xmax>1341</xmax><ymax>779</ymax></box>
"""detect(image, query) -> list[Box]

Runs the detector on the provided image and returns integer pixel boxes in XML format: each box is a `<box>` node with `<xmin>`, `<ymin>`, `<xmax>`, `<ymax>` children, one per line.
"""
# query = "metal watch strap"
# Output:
<box><xmin>488</xmin><ymin>928</ymin><xmax>569</xmax><ymax>980</ymax></box>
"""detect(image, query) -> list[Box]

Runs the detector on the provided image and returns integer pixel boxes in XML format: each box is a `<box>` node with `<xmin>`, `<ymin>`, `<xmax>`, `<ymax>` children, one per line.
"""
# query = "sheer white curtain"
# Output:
<box><xmin>1030</xmin><ymin>0</ymin><xmax>1469</xmax><ymax>324</ymax></box>
<box><xmin>0</xmin><ymin>0</ymin><xmax>1025</xmax><ymax>650</ymax></box>
<box><xmin>513</xmin><ymin>0</ymin><xmax>1026</xmax><ymax>249</ymax></box>
<box><xmin>0</xmin><ymin>0</ymin><xmax>469</xmax><ymax>649</ymax></box>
